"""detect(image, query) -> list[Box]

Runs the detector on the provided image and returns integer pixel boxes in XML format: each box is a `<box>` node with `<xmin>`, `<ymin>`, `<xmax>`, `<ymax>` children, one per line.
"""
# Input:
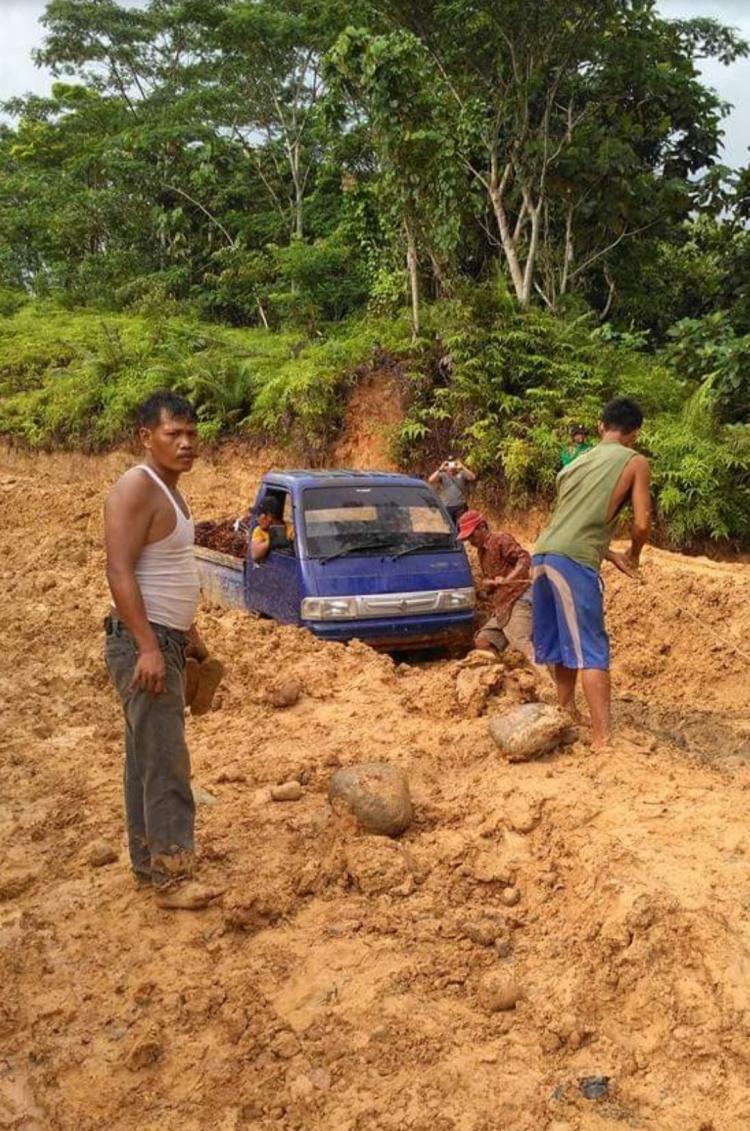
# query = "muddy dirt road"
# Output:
<box><xmin>1</xmin><ymin>445</ymin><xmax>750</xmax><ymax>1131</ymax></box>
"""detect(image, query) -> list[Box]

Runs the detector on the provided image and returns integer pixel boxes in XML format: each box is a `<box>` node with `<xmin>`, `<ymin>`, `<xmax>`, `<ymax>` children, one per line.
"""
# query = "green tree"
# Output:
<box><xmin>370</xmin><ymin>1</ymin><xmax>746</xmax><ymax>309</ymax></box>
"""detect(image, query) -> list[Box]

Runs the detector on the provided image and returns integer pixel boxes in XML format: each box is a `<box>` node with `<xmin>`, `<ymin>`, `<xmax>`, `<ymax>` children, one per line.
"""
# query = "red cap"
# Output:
<box><xmin>457</xmin><ymin>510</ymin><xmax>486</xmax><ymax>540</ymax></box>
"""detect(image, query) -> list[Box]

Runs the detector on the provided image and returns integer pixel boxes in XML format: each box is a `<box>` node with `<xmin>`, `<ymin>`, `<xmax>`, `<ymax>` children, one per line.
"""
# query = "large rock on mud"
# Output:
<box><xmin>328</xmin><ymin>762</ymin><xmax>412</xmax><ymax>837</ymax></box>
<box><xmin>488</xmin><ymin>703</ymin><xmax>567</xmax><ymax>762</ymax></box>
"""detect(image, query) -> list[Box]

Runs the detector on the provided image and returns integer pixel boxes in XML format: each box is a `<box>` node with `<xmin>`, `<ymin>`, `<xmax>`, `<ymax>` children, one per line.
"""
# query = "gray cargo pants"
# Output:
<box><xmin>104</xmin><ymin>616</ymin><xmax>195</xmax><ymax>887</ymax></box>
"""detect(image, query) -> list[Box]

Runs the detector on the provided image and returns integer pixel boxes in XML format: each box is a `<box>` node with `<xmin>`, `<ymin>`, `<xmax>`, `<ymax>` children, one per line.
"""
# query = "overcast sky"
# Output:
<box><xmin>3</xmin><ymin>0</ymin><xmax>750</xmax><ymax>167</ymax></box>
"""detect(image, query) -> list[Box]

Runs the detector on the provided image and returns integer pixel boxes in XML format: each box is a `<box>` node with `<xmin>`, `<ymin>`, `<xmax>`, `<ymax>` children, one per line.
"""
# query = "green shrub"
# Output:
<box><xmin>0</xmin><ymin>287</ymin><xmax>27</xmax><ymax>317</ymax></box>
<box><xmin>646</xmin><ymin>391</ymin><xmax>750</xmax><ymax>547</ymax></box>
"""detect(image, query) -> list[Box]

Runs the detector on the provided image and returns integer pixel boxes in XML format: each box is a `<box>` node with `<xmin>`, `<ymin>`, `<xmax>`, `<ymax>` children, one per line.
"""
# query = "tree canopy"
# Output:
<box><xmin>0</xmin><ymin>0</ymin><xmax>748</xmax><ymax>335</ymax></box>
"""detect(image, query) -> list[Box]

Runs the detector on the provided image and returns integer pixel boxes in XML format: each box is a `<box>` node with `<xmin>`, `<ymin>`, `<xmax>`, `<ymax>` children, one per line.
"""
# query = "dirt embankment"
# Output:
<box><xmin>1</xmin><ymin>443</ymin><xmax>750</xmax><ymax>1131</ymax></box>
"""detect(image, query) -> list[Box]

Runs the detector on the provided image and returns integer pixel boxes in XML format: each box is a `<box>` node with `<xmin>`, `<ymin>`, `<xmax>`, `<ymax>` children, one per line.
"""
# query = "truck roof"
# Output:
<box><xmin>263</xmin><ymin>469</ymin><xmax>430</xmax><ymax>490</ymax></box>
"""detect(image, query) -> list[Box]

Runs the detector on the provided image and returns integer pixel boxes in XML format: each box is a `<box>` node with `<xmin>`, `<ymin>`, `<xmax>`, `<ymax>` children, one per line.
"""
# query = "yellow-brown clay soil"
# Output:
<box><xmin>1</xmin><ymin>444</ymin><xmax>749</xmax><ymax>1131</ymax></box>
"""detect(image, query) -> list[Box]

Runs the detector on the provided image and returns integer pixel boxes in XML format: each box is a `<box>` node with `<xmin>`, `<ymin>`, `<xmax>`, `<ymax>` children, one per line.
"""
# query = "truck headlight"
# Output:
<box><xmin>437</xmin><ymin>588</ymin><xmax>476</xmax><ymax>610</ymax></box>
<box><xmin>301</xmin><ymin>597</ymin><xmax>358</xmax><ymax>621</ymax></box>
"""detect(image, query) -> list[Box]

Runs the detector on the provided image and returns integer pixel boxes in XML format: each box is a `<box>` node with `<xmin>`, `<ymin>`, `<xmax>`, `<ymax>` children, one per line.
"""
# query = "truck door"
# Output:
<box><xmin>245</xmin><ymin>487</ymin><xmax>301</xmax><ymax>623</ymax></box>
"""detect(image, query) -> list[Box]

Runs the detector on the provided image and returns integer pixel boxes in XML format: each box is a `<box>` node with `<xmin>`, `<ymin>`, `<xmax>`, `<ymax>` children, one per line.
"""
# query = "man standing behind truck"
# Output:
<box><xmin>103</xmin><ymin>391</ymin><xmax>222</xmax><ymax>910</ymax></box>
<box><xmin>532</xmin><ymin>397</ymin><xmax>652</xmax><ymax>750</ymax></box>
<box><xmin>428</xmin><ymin>457</ymin><xmax>477</xmax><ymax>526</ymax></box>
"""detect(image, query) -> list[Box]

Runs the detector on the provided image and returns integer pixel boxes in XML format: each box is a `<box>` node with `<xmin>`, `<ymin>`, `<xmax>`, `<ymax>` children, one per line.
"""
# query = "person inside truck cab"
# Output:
<box><xmin>251</xmin><ymin>498</ymin><xmax>294</xmax><ymax>563</ymax></box>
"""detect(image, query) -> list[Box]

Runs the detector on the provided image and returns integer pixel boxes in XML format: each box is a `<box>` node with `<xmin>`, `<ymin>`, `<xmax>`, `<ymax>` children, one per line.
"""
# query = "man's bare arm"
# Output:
<box><xmin>251</xmin><ymin>536</ymin><xmax>270</xmax><ymax>563</ymax></box>
<box><xmin>627</xmin><ymin>456</ymin><xmax>652</xmax><ymax>565</ymax></box>
<box><xmin>427</xmin><ymin>466</ymin><xmax>445</xmax><ymax>485</ymax></box>
<box><xmin>104</xmin><ymin>475</ymin><xmax>165</xmax><ymax>694</ymax></box>
<box><xmin>458</xmin><ymin>461</ymin><xmax>476</xmax><ymax>481</ymax></box>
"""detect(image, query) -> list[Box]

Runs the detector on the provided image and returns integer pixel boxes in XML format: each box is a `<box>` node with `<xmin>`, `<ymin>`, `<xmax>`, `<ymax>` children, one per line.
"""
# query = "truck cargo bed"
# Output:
<box><xmin>194</xmin><ymin>545</ymin><xmax>245</xmax><ymax>610</ymax></box>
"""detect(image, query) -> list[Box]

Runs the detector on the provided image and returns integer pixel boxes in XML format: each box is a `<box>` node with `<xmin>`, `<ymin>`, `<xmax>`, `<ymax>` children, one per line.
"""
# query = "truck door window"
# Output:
<box><xmin>259</xmin><ymin>488</ymin><xmax>295</xmax><ymax>556</ymax></box>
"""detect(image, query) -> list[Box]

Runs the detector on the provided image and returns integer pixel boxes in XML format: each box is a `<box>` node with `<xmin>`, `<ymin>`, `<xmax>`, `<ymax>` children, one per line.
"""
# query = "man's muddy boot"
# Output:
<box><xmin>190</xmin><ymin>657</ymin><xmax>225</xmax><ymax>717</ymax></box>
<box><xmin>184</xmin><ymin>657</ymin><xmax>201</xmax><ymax>709</ymax></box>
<box><xmin>154</xmin><ymin>882</ymin><xmax>224</xmax><ymax>911</ymax></box>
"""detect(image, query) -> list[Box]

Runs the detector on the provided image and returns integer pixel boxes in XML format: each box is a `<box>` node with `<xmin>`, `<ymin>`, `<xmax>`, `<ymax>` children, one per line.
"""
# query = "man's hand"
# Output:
<box><xmin>186</xmin><ymin>624</ymin><xmax>208</xmax><ymax>662</ymax></box>
<box><xmin>607</xmin><ymin>550</ymin><xmax>640</xmax><ymax>580</ymax></box>
<box><xmin>130</xmin><ymin>647</ymin><xmax>167</xmax><ymax>695</ymax></box>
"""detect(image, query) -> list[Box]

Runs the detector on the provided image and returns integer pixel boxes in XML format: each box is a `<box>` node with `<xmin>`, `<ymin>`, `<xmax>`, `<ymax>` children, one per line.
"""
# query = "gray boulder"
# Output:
<box><xmin>488</xmin><ymin>703</ymin><xmax>567</xmax><ymax>762</ymax></box>
<box><xmin>328</xmin><ymin>762</ymin><xmax>412</xmax><ymax>837</ymax></box>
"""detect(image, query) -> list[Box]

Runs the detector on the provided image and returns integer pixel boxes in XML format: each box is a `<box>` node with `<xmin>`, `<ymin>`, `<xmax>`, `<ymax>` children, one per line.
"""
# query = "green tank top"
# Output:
<box><xmin>535</xmin><ymin>442</ymin><xmax>636</xmax><ymax>570</ymax></box>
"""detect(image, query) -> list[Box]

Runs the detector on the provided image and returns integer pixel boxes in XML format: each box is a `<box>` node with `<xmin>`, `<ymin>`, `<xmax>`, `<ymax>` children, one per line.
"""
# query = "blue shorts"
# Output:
<box><xmin>531</xmin><ymin>553</ymin><xmax>610</xmax><ymax>670</ymax></box>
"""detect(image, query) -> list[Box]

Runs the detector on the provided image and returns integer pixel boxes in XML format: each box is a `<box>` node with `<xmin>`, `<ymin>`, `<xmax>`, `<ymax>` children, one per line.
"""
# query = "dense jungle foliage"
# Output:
<box><xmin>1</xmin><ymin>0</ymin><xmax>750</xmax><ymax>547</ymax></box>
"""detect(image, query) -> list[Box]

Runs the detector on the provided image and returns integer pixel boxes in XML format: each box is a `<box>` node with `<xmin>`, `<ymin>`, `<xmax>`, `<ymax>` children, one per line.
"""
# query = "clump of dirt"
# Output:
<box><xmin>1</xmin><ymin>444</ymin><xmax>750</xmax><ymax>1131</ymax></box>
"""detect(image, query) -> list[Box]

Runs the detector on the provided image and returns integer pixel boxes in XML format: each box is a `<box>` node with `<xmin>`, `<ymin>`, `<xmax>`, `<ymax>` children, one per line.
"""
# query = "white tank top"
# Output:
<box><xmin>131</xmin><ymin>464</ymin><xmax>200</xmax><ymax>632</ymax></box>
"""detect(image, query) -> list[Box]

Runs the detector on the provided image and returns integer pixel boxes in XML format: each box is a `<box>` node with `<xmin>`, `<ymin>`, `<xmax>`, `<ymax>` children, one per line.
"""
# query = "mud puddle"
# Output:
<box><xmin>615</xmin><ymin>696</ymin><xmax>750</xmax><ymax>761</ymax></box>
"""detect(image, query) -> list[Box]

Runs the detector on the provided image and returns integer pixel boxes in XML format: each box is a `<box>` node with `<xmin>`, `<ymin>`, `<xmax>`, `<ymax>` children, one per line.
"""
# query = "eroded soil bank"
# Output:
<box><xmin>1</xmin><ymin>445</ymin><xmax>749</xmax><ymax>1131</ymax></box>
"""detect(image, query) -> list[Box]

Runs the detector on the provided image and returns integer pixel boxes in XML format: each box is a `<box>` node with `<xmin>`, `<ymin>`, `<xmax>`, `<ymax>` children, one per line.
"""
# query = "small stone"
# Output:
<box><xmin>267</xmin><ymin>678</ymin><xmax>302</xmax><ymax>709</ymax></box>
<box><xmin>500</xmin><ymin>886</ymin><xmax>521</xmax><ymax>907</ymax></box>
<box><xmin>288</xmin><ymin>1075</ymin><xmax>315</xmax><ymax>1103</ymax></box>
<box><xmin>464</xmin><ymin>920</ymin><xmax>498</xmax><ymax>947</ymax></box>
<box><xmin>540</xmin><ymin>871</ymin><xmax>558</xmax><ymax>887</ymax></box>
<box><xmin>272</xmin><ymin>1031</ymin><xmax>299</xmax><ymax>1060</ymax></box>
<box><xmin>477</xmin><ymin>971</ymin><xmax>521</xmax><ymax>1013</ymax></box>
<box><xmin>127</xmin><ymin>1034</ymin><xmax>163</xmax><ymax>1070</ymax></box>
<box><xmin>567</xmin><ymin>1028</ymin><xmax>585</xmax><ymax>1050</ymax></box>
<box><xmin>307</xmin><ymin>1067</ymin><xmax>331</xmax><ymax>1092</ymax></box>
<box><xmin>541</xmin><ymin>1031</ymin><xmax>562</xmax><ymax>1053</ymax></box>
<box><xmin>488</xmin><ymin>703</ymin><xmax>567</xmax><ymax>762</ymax></box>
<box><xmin>505</xmin><ymin>799</ymin><xmax>541</xmax><ymax>833</ymax></box>
<box><xmin>329</xmin><ymin>762</ymin><xmax>412</xmax><ymax>837</ymax></box>
<box><xmin>192</xmin><ymin>785</ymin><xmax>218</xmax><ymax>806</ymax></box>
<box><xmin>579</xmin><ymin>1076</ymin><xmax>609</xmax><ymax>1100</ymax></box>
<box><xmin>215</xmin><ymin>769</ymin><xmax>247</xmax><ymax>784</ymax></box>
<box><xmin>88</xmin><ymin>841</ymin><xmax>118</xmax><ymax>868</ymax></box>
<box><xmin>271</xmin><ymin>781</ymin><xmax>303</xmax><ymax>802</ymax></box>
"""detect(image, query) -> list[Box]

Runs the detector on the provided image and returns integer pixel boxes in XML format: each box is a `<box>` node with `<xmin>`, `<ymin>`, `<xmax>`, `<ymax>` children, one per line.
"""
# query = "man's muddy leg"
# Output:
<box><xmin>105</xmin><ymin>630</ymin><xmax>151</xmax><ymax>883</ymax></box>
<box><xmin>123</xmin><ymin>722</ymin><xmax>151</xmax><ymax>882</ymax></box>
<box><xmin>127</xmin><ymin>633</ymin><xmax>196</xmax><ymax>886</ymax></box>
<box><xmin>554</xmin><ymin>664</ymin><xmax>578</xmax><ymax>715</ymax></box>
<box><xmin>580</xmin><ymin>668</ymin><xmax>611</xmax><ymax>748</ymax></box>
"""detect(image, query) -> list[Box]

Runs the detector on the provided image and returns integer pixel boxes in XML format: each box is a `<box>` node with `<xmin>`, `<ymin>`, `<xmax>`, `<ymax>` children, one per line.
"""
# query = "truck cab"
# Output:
<box><xmin>245</xmin><ymin>470</ymin><xmax>475</xmax><ymax>650</ymax></box>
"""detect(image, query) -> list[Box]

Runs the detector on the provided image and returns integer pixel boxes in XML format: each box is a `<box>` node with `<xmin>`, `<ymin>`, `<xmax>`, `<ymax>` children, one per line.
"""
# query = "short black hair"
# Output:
<box><xmin>601</xmin><ymin>396</ymin><xmax>643</xmax><ymax>434</ymax></box>
<box><xmin>137</xmin><ymin>391</ymin><xmax>197</xmax><ymax>429</ymax></box>
<box><xmin>259</xmin><ymin>497</ymin><xmax>282</xmax><ymax>519</ymax></box>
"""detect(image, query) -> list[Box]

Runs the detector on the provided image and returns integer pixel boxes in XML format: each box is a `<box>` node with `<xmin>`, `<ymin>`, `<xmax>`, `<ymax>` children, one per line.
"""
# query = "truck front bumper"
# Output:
<box><xmin>302</xmin><ymin>610</ymin><xmax>476</xmax><ymax>652</ymax></box>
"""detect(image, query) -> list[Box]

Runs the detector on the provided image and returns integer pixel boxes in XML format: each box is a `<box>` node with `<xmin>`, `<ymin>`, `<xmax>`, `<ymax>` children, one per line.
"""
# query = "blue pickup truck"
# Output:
<box><xmin>194</xmin><ymin>470</ymin><xmax>476</xmax><ymax>651</ymax></box>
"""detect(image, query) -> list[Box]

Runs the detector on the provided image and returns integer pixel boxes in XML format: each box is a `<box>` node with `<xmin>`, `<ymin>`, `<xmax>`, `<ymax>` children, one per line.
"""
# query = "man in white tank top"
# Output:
<box><xmin>103</xmin><ymin>391</ymin><xmax>222</xmax><ymax>910</ymax></box>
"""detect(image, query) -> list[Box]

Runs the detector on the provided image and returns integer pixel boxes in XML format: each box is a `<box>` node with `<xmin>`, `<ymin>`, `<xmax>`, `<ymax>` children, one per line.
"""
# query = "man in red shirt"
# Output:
<box><xmin>457</xmin><ymin>510</ymin><xmax>533</xmax><ymax>661</ymax></box>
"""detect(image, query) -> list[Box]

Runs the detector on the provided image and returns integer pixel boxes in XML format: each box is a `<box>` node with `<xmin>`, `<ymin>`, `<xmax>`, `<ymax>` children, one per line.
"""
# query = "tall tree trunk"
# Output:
<box><xmin>560</xmin><ymin>201</ymin><xmax>575</xmax><ymax>296</ymax></box>
<box><xmin>405</xmin><ymin>219</ymin><xmax>420</xmax><ymax>341</ymax></box>
<box><xmin>291</xmin><ymin>140</ymin><xmax>304</xmax><ymax>239</ymax></box>
<box><xmin>490</xmin><ymin>178</ymin><xmax>524</xmax><ymax>300</ymax></box>
<box><xmin>521</xmin><ymin>199</ymin><xmax>542</xmax><ymax>309</ymax></box>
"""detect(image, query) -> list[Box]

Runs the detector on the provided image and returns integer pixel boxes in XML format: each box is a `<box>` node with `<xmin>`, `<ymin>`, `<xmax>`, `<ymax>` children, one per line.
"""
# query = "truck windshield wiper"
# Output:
<box><xmin>389</xmin><ymin>539</ymin><xmax>456</xmax><ymax>560</ymax></box>
<box><xmin>320</xmin><ymin>540</ymin><xmax>401</xmax><ymax>564</ymax></box>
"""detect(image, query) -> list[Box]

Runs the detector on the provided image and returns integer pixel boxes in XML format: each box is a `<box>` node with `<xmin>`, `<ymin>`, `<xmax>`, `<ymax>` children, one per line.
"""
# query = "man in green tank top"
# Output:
<box><xmin>532</xmin><ymin>397</ymin><xmax>652</xmax><ymax>749</ymax></box>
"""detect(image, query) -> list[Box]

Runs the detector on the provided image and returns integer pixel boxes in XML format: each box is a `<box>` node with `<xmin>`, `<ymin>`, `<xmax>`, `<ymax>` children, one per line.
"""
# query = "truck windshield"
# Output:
<box><xmin>302</xmin><ymin>484</ymin><xmax>456</xmax><ymax>560</ymax></box>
